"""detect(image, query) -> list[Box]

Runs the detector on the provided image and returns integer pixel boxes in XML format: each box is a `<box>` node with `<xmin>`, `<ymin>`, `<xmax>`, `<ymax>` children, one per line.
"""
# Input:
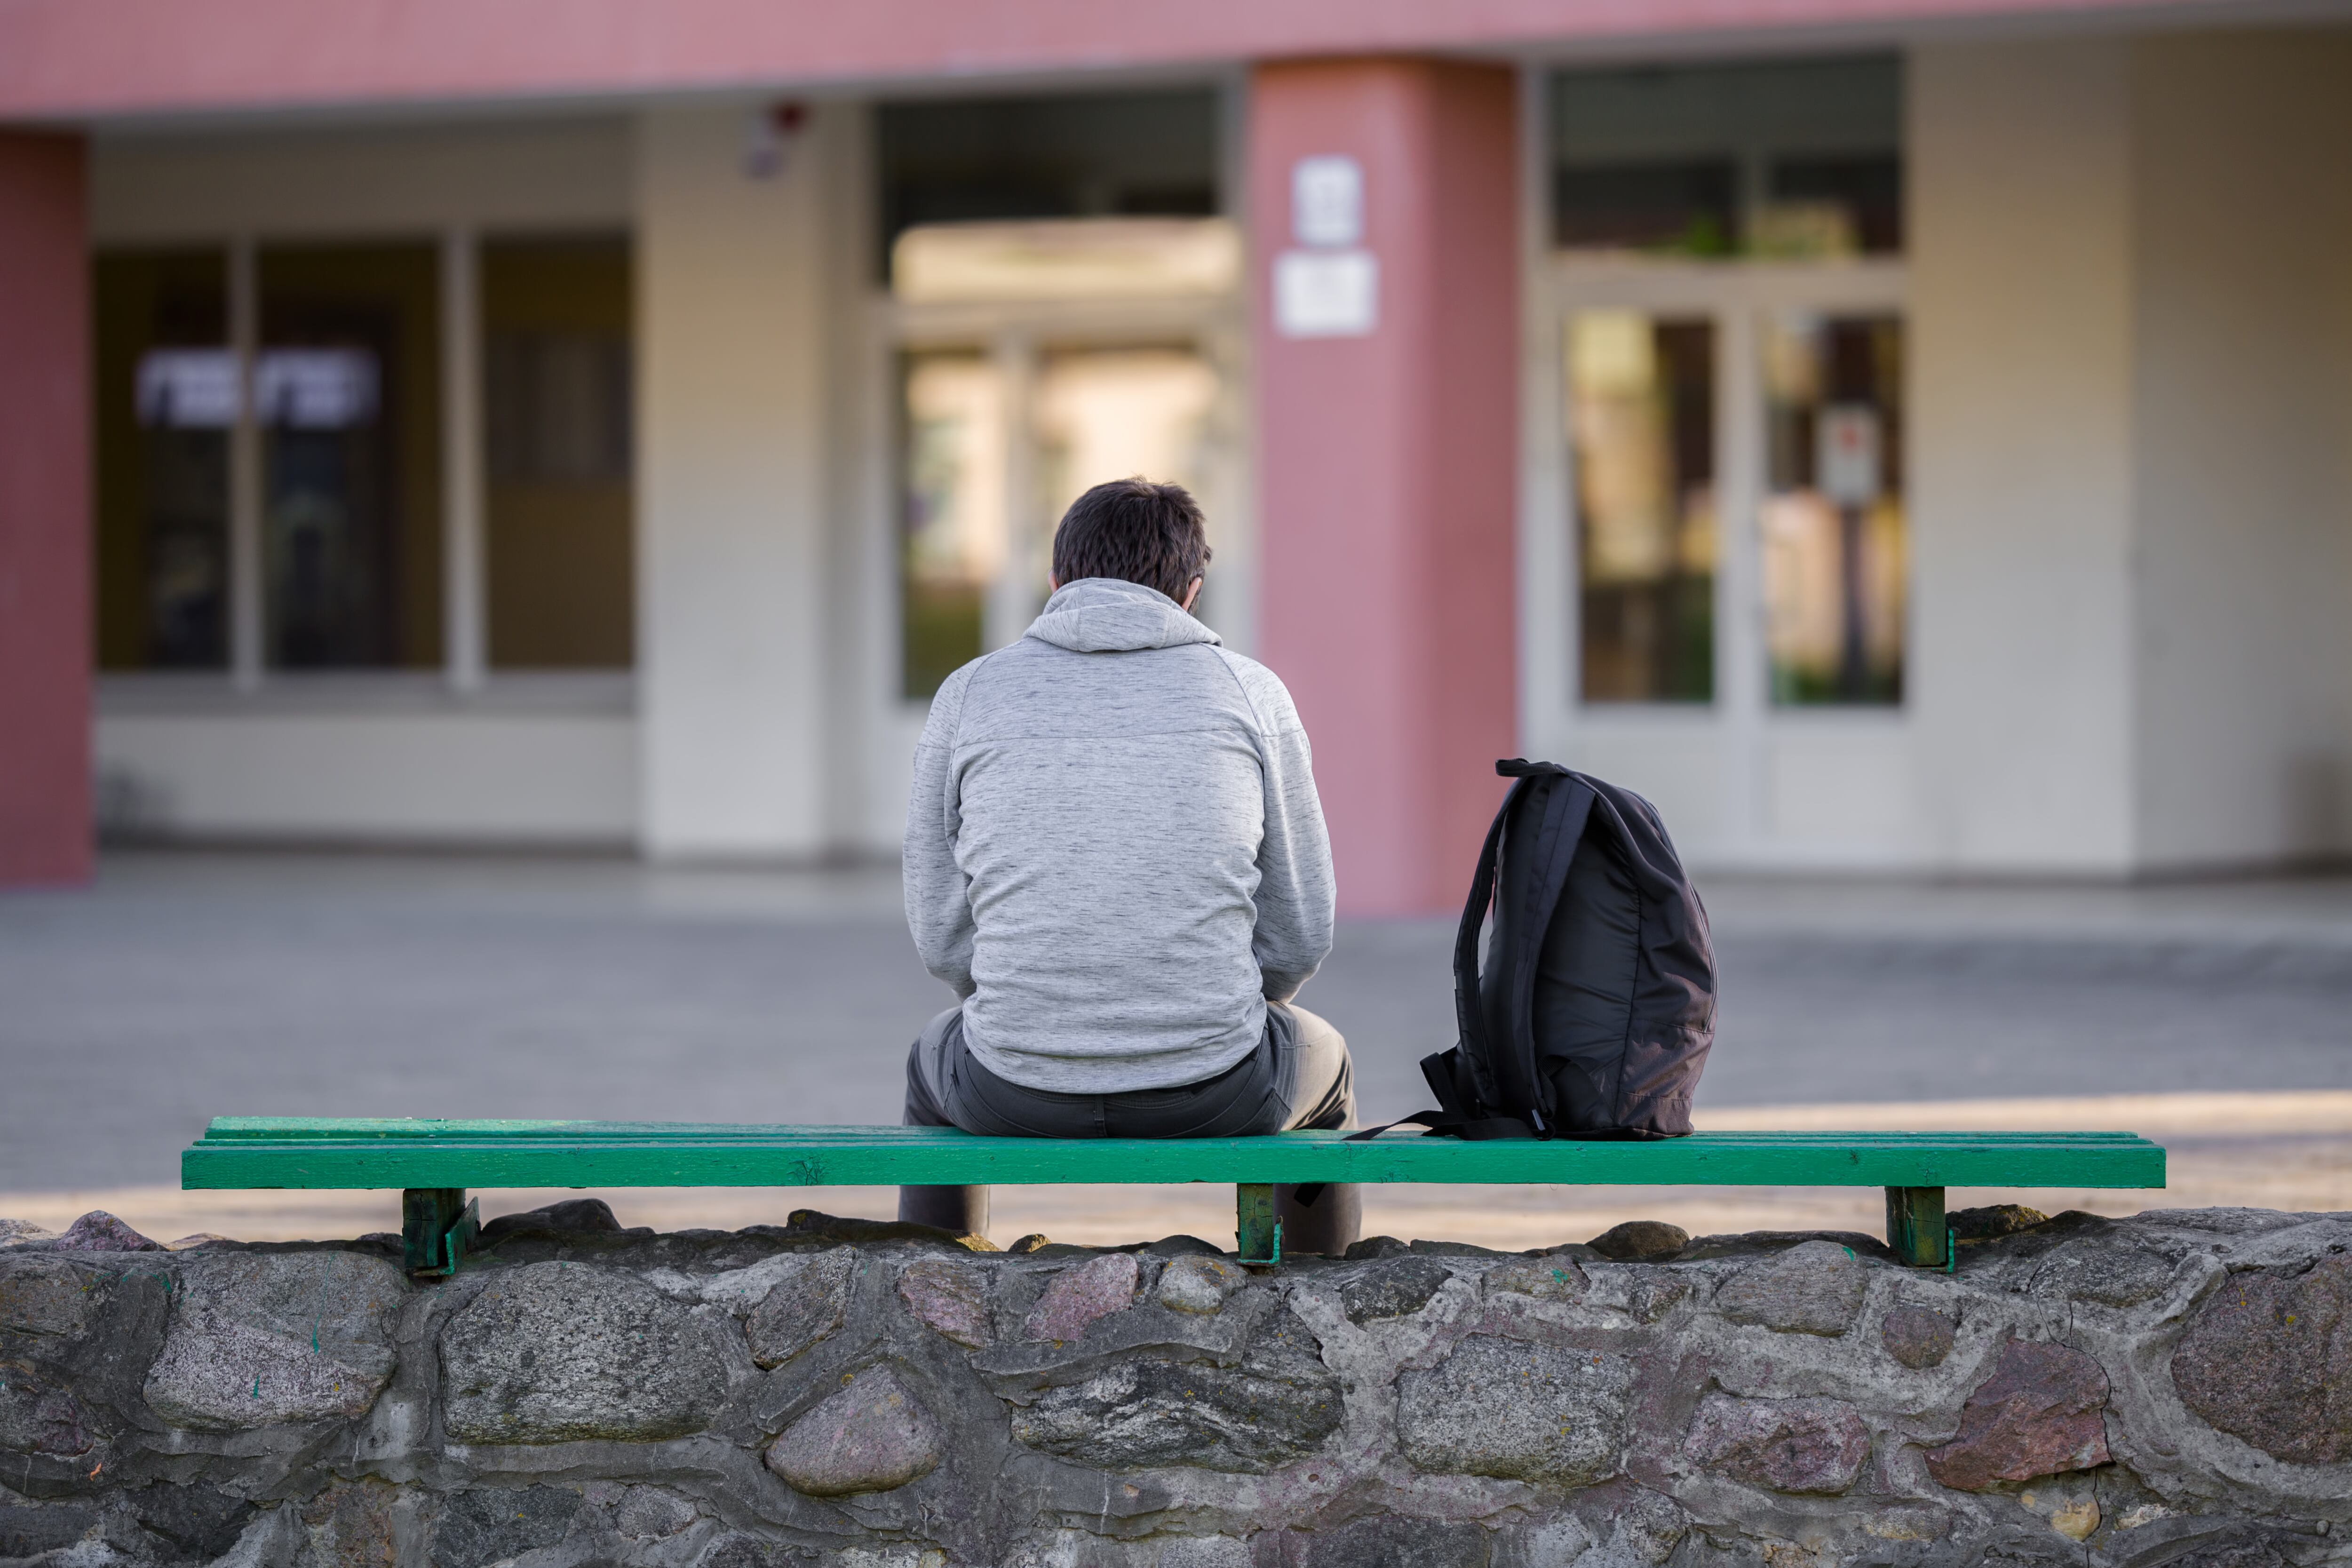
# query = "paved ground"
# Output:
<box><xmin>8</xmin><ymin>851</ymin><xmax>2352</xmax><ymax>1182</ymax></box>
<box><xmin>3</xmin><ymin>851</ymin><xmax>2350</xmax><ymax>1244</ymax></box>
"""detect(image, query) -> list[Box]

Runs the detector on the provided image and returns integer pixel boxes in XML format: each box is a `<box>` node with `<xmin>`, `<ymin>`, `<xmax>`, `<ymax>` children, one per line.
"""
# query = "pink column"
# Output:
<box><xmin>0</xmin><ymin>133</ymin><xmax>91</xmax><ymax>887</ymax></box>
<box><xmin>1251</xmin><ymin>60</ymin><xmax>1518</xmax><ymax>918</ymax></box>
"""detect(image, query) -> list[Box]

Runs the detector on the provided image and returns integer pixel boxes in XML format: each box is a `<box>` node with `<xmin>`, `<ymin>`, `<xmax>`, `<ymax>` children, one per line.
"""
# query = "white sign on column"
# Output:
<box><xmin>1276</xmin><ymin>154</ymin><xmax>1377</xmax><ymax>339</ymax></box>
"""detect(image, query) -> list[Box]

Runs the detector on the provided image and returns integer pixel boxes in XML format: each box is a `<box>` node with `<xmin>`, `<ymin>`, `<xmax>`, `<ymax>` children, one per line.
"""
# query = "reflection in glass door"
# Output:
<box><xmin>1566</xmin><ymin>311</ymin><xmax>1716</xmax><ymax>703</ymax></box>
<box><xmin>899</xmin><ymin>352</ymin><xmax>1009</xmax><ymax>698</ymax></box>
<box><xmin>1761</xmin><ymin>313</ymin><xmax>1905</xmax><ymax>705</ymax></box>
<box><xmin>898</xmin><ymin>341</ymin><xmax>1221</xmax><ymax>698</ymax></box>
<box><xmin>94</xmin><ymin>250</ymin><xmax>233</xmax><ymax>670</ymax></box>
<box><xmin>257</xmin><ymin>243</ymin><xmax>443</xmax><ymax>670</ymax></box>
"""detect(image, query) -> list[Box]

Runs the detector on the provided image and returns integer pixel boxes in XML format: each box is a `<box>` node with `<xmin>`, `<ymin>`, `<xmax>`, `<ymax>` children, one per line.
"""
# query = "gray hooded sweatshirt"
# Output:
<box><xmin>903</xmin><ymin>577</ymin><xmax>1337</xmax><ymax>1093</ymax></box>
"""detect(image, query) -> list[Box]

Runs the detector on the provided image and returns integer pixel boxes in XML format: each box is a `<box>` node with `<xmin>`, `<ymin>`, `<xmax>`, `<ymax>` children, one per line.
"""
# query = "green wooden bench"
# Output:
<box><xmin>182</xmin><ymin>1116</ymin><xmax>2165</xmax><ymax>1275</ymax></box>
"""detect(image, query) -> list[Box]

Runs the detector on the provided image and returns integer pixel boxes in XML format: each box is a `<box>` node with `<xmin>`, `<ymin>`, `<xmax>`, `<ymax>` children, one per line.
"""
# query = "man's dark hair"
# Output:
<box><xmin>1051</xmin><ymin>478</ymin><xmax>1212</xmax><ymax>605</ymax></box>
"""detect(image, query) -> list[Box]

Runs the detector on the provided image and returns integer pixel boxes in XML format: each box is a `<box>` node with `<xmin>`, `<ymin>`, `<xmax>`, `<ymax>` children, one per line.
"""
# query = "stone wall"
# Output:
<box><xmin>3</xmin><ymin>1201</ymin><xmax>2349</xmax><ymax>1568</ymax></box>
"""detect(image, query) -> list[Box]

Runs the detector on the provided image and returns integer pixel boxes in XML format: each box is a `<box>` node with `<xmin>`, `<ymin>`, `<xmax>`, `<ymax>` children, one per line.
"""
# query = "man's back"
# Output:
<box><xmin>903</xmin><ymin>577</ymin><xmax>1334</xmax><ymax>1093</ymax></box>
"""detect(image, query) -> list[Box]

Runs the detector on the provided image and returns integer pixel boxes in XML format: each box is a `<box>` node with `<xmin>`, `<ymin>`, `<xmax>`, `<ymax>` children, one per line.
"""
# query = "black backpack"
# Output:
<box><xmin>1393</xmin><ymin>758</ymin><xmax>1716</xmax><ymax>1141</ymax></box>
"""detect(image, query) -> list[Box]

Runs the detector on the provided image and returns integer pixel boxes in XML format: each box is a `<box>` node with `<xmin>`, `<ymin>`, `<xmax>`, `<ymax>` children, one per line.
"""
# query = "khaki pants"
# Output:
<box><xmin>898</xmin><ymin>1002</ymin><xmax>1361</xmax><ymax>1255</ymax></box>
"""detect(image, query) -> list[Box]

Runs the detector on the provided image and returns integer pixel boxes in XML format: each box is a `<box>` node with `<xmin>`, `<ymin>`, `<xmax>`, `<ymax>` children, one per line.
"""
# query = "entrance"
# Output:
<box><xmin>1524</xmin><ymin>56</ymin><xmax>1915</xmax><ymax>866</ymax></box>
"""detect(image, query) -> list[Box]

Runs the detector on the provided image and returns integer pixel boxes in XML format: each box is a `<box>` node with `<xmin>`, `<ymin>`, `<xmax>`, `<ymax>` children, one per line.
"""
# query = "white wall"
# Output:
<box><xmin>97</xmin><ymin>703</ymin><xmax>637</xmax><ymax>844</ymax></box>
<box><xmin>1907</xmin><ymin>38</ymin><xmax>2140</xmax><ymax>874</ymax></box>
<box><xmin>2129</xmin><ymin>32</ymin><xmax>2352</xmax><ymax>868</ymax></box>
<box><xmin>635</xmin><ymin>106</ymin><xmax>847</xmax><ymax>859</ymax></box>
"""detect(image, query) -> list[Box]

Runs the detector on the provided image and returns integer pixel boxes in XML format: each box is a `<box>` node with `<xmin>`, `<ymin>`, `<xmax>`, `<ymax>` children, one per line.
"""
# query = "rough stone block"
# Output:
<box><xmin>1157</xmin><ymin>1255</ymin><xmax>1248</xmax><ymax>1314</ymax></box>
<box><xmin>440</xmin><ymin>1261</ymin><xmax>726</xmax><ymax>1444</ymax></box>
<box><xmin>124</xmin><ymin>1483</ymin><xmax>261</xmax><ymax>1560</ymax></box>
<box><xmin>1342</xmin><ymin>1256</ymin><xmax>1453</xmax><ymax>1324</ymax></box>
<box><xmin>1297</xmin><ymin>1514</ymin><xmax>1492</xmax><ymax>1567</ymax></box>
<box><xmin>1589</xmin><ymin>1222</ymin><xmax>1689</xmax><ymax>1261</ymax></box>
<box><xmin>1881</xmin><ymin>1305</ymin><xmax>1956</xmax><ymax>1369</ymax></box>
<box><xmin>1397</xmin><ymin>1335</ymin><xmax>1633</xmax><ymax>1486</ymax></box>
<box><xmin>1022</xmin><ymin>1253</ymin><xmax>1138</xmax><ymax>1342</ymax></box>
<box><xmin>1625</xmin><ymin>1274</ymin><xmax>1692</xmax><ymax>1324</ymax></box>
<box><xmin>1009</xmin><ymin>1305</ymin><xmax>1342</xmax><ymax>1472</ymax></box>
<box><xmin>0</xmin><ymin>1367</ymin><xmax>92</xmax><ymax>1456</ymax></box>
<box><xmin>2032</xmin><ymin>1242</ymin><xmax>2179</xmax><ymax>1307</ymax></box>
<box><xmin>1484</xmin><ymin>1257</ymin><xmax>1590</xmax><ymax>1303</ymax></box>
<box><xmin>1949</xmin><ymin>1205</ymin><xmax>2047</xmax><ymax>1241</ymax></box>
<box><xmin>54</xmin><ymin>1212</ymin><xmax>162</xmax><ymax>1252</ymax></box>
<box><xmin>1714</xmin><ymin>1241</ymin><xmax>1868</xmax><ymax>1337</ymax></box>
<box><xmin>1923</xmin><ymin>1338</ymin><xmax>2110</xmax><ymax>1491</ymax></box>
<box><xmin>0</xmin><ymin>1256</ymin><xmax>106</xmax><ymax>1338</ymax></box>
<box><xmin>0</xmin><ymin>1501</ymin><xmax>96</xmax><ymax>1558</ymax></box>
<box><xmin>302</xmin><ymin>1479</ymin><xmax>400</xmax><ymax>1568</ymax></box>
<box><xmin>1684</xmin><ymin>1393</ymin><xmax>1869</xmax><ymax>1495</ymax></box>
<box><xmin>746</xmin><ymin>1250</ymin><xmax>858</xmax><ymax>1368</ymax></box>
<box><xmin>479</xmin><ymin>1198</ymin><xmax>625</xmax><ymax>1245</ymax></box>
<box><xmin>143</xmin><ymin>1250</ymin><xmax>405</xmax><ymax>1429</ymax></box>
<box><xmin>2173</xmin><ymin>1254</ymin><xmax>2352</xmax><ymax>1463</ymax></box>
<box><xmin>434</xmin><ymin>1485</ymin><xmax>583</xmax><ymax>1568</ymax></box>
<box><xmin>613</xmin><ymin>1485</ymin><xmax>700</xmax><ymax>1540</ymax></box>
<box><xmin>764</xmin><ymin>1367</ymin><xmax>942</xmax><ymax>1496</ymax></box>
<box><xmin>898</xmin><ymin>1257</ymin><xmax>992</xmax><ymax>1348</ymax></box>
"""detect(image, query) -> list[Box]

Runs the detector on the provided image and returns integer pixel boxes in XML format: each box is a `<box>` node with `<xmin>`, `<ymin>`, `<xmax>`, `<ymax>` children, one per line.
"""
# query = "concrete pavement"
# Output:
<box><xmin>3</xmin><ymin>851</ymin><xmax>2349</xmax><ymax>1245</ymax></box>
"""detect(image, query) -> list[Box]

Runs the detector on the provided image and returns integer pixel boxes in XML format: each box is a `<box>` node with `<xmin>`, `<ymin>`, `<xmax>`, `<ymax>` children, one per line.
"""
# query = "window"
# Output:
<box><xmin>94</xmin><ymin>250</ymin><xmax>231</xmax><ymax>670</ymax></box>
<box><xmin>1569</xmin><ymin>313</ymin><xmax>1716</xmax><ymax>703</ymax></box>
<box><xmin>878</xmin><ymin>90</ymin><xmax>1219</xmax><ymax>278</ymax></box>
<box><xmin>885</xmin><ymin>88</ymin><xmax>1236</xmax><ymax>700</ymax></box>
<box><xmin>899</xmin><ymin>351</ymin><xmax>1008</xmax><ymax>698</ymax></box>
<box><xmin>92</xmin><ymin>231</ymin><xmax>639</xmax><ymax>690</ymax></box>
<box><xmin>258</xmin><ymin>242</ymin><xmax>443</xmax><ymax>669</ymax></box>
<box><xmin>482</xmin><ymin>236</ymin><xmax>634</xmax><ymax>669</ymax></box>
<box><xmin>1761</xmin><ymin>313</ymin><xmax>1906</xmax><ymax>705</ymax></box>
<box><xmin>1552</xmin><ymin>57</ymin><xmax>1903</xmax><ymax>260</ymax></box>
<box><xmin>1035</xmin><ymin>346</ymin><xmax>1218</xmax><ymax>552</ymax></box>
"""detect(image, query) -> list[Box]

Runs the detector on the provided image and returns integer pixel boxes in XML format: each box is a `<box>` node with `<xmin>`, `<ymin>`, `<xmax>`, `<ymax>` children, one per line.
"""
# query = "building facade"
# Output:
<box><xmin>1</xmin><ymin>1</ymin><xmax>2348</xmax><ymax>912</ymax></box>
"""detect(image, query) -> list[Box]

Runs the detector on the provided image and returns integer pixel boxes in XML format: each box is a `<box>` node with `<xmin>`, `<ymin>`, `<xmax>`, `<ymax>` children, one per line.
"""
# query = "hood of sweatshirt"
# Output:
<box><xmin>1022</xmin><ymin>577</ymin><xmax>1222</xmax><ymax>654</ymax></box>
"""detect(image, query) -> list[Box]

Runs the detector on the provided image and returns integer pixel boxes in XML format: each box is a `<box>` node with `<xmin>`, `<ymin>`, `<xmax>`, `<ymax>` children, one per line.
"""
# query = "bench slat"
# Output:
<box><xmin>183</xmin><ymin>1119</ymin><xmax>2165</xmax><ymax>1191</ymax></box>
<box><xmin>192</xmin><ymin>1116</ymin><xmax>2153</xmax><ymax>1145</ymax></box>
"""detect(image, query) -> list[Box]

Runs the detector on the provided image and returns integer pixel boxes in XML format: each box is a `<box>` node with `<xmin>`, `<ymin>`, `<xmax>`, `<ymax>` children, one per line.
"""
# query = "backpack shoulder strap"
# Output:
<box><xmin>1449</xmin><ymin>774</ymin><xmax>1525</xmax><ymax>1074</ymax></box>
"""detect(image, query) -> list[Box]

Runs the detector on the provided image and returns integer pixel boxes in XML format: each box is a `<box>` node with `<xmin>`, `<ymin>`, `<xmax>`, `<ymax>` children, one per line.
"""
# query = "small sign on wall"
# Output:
<box><xmin>1279</xmin><ymin>154</ymin><xmax>1376</xmax><ymax>338</ymax></box>
<box><xmin>1818</xmin><ymin>404</ymin><xmax>1882</xmax><ymax>507</ymax></box>
<box><xmin>1275</xmin><ymin>250</ymin><xmax>1379</xmax><ymax>338</ymax></box>
<box><xmin>1292</xmin><ymin>156</ymin><xmax>1364</xmax><ymax>247</ymax></box>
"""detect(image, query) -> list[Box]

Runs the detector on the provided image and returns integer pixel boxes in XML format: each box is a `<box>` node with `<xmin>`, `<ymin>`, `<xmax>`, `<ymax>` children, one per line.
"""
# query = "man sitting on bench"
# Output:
<box><xmin>898</xmin><ymin>477</ymin><xmax>1359</xmax><ymax>1256</ymax></box>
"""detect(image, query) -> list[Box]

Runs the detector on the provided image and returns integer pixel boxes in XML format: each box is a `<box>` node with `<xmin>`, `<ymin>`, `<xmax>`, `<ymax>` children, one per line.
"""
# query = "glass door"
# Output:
<box><xmin>894</xmin><ymin>334</ymin><xmax>1232</xmax><ymax>699</ymax></box>
<box><xmin>1536</xmin><ymin>261</ymin><xmax>1907</xmax><ymax>861</ymax></box>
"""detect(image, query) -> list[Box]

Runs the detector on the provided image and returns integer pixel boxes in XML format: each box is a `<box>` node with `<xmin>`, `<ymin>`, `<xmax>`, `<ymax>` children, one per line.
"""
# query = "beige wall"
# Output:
<box><xmin>635</xmin><ymin>105</ymin><xmax>855</xmax><ymax>859</ymax></box>
<box><xmin>1908</xmin><ymin>29</ymin><xmax>2352</xmax><ymax>875</ymax></box>
<box><xmin>1909</xmin><ymin>38</ymin><xmax>2139</xmax><ymax>873</ymax></box>
<box><xmin>96</xmin><ymin>703</ymin><xmax>636</xmax><ymax>844</ymax></box>
<box><xmin>2129</xmin><ymin>32</ymin><xmax>2352</xmax><ymax>868</ymax></box>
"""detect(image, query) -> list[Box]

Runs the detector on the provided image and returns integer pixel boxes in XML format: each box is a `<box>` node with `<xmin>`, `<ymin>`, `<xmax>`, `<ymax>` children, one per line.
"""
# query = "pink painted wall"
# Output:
<box><xmin>0</xmin><ymin>0</ymin><xmax>2223</xmax><ymax>120</ymax></box>
<box><xmin>0</xmin><ymin>132</ymin><xmax>91</xmax><ymax>886</ymax></box>
<box><xmin>1252</xmin><ymin>60</ymin><xmax>1518</xmax><ymax>919</ymax></box>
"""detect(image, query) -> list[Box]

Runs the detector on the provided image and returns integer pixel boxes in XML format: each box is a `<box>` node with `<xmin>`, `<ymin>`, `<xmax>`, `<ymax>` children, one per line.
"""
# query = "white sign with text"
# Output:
<box><xmin>1274</xmin><ymin>249</ymin><xmax>1378</xmax><ymax>338</ymax></box>
<box><xmin>1291</xmin><ymin>155</ymin><xmax>1364</xmax><ymax>247</ymax></box>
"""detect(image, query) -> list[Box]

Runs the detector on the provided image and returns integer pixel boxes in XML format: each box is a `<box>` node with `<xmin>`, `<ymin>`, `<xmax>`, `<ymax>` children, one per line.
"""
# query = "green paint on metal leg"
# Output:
<box><xmin>1884</xmin><ymin>1185</ymin><xmax>1948</xmax><ymax>1268</ymax></box>
<box><xmin>1235</xmin><ymin>1183</ymin><xmax>1279</xmax><ymax>1268</ymax></box>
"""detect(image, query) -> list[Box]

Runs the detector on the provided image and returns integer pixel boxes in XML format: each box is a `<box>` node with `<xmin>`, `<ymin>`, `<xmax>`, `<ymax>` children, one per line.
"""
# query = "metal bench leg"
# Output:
<box><xmin>1235</xmin><ymin>1183</ymin><xmax>1281</xmax><ymax>1269</ymax></box>
<box><xmin>1884</xmin><ymin>1186</ymin><xmax>1947</xmax><ymax>1268</ymax></box>
<box><xmin>403</xmin><ymin>1187</ymin><xmax>478</xmax><ymax>1277</ymax></box>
